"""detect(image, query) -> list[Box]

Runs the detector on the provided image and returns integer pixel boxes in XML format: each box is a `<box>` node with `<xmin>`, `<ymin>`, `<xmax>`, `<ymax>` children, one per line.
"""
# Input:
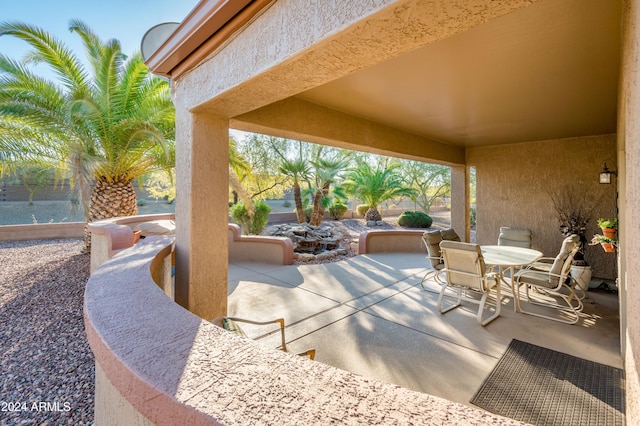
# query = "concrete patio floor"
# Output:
<box><xmin>227</xmin><ymin>253</ymin><xmax>622</xmax><ymax>407</ymax></box>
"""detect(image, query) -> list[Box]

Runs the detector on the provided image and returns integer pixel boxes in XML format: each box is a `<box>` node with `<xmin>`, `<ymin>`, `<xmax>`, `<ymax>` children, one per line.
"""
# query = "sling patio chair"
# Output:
<box><xmin>512</xmin><ymin>234</ymin><xmax>583</xmax><ymax>324</ymax></box>
<box><xmin>420</xmin><ymin>230</ymin><xmax>446</xmax><ymax>289</ymax></box>
<box><xmin>420</xmin><ymin>228</ymin><xmax>463</xmax><ymax>289</ymax></box>
<box><xmin>438</xmin><ymin>240</ymin><xmax>502</xmax><ymax>326</ymax></box>
<box><xmin>211</xmin><ymin>316</ymin><xmax>316</xmax><ymax>360</ymax></box>
<box><xmin>492</xmin><ymin>227</ymin><xmax>533</xmax><ymax>279</ymax></box>
<box><xmin>497</xmin><ymin>227</ymin><xmax>532</xmax><ymax>248</ymax></box>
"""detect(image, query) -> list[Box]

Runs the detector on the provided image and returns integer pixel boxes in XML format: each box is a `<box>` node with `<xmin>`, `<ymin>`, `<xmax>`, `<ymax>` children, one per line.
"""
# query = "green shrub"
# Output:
<box><xmin>137</xmin><ymin>199</ymin><xmax>147</xmax><ymax>207</ymax></box>
<box><xmin>470</xmin><ymin>206</ymin><xmax>477</xmax><ymax>228</ymax></box>
<box><xmin>328</xmin><ymin>202</ymin><xmax>348</xmax><ymax>220</ymax></box>
<box><xmin>283</xmin><ymin>200</ymin><xmax>292</xmax><ymax>208</ymax></box>
<box><xmin>397</xmin><ymin>210</ymin><xmax>433</xmax><ymax>228</ymax></box>
<box><xmin>230</xmin><ymin>200</ymin><xmax>272</xmax><ymax>234</ymax></box>
<box><xmin>356</xmin><ymin>204</ymin><xmax>369</xmax><ymax>217</ymax></box>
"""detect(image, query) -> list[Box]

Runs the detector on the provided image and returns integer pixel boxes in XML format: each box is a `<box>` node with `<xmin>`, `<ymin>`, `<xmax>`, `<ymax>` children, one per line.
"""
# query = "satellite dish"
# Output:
<box><xmin>141</xmin><ymin>22</ymin><xmax>180</xmax><ymax>62</ymax></box>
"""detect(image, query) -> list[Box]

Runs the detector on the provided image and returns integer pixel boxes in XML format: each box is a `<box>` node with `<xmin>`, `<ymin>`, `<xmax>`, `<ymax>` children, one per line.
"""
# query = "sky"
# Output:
<box><xmin>0</xmin><ymin>0</ymin><xmax>198</xmax><ymax>71</ymax></box>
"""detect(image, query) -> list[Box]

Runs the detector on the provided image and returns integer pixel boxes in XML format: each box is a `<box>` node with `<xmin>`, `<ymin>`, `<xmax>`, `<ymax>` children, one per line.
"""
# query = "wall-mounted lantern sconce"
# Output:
<box><xmin>599</xmin><ymin>161</ymin><xmax>617</xmax><ymax>184</ymax></box>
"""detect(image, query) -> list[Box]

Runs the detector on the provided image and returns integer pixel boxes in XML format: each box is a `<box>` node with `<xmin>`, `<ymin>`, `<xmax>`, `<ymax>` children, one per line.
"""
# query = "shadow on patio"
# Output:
<box><xmin>227</xmin><ymin>252</ymin><xmax>621</xmax><ymax>406</ymax></box>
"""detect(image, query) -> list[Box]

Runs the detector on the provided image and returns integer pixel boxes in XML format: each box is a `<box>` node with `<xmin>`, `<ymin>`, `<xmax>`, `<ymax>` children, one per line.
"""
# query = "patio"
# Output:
<box><xmin>228</xmin><ymin>252</ymin><xmax>622</xmax><ymax>406</ymax></box>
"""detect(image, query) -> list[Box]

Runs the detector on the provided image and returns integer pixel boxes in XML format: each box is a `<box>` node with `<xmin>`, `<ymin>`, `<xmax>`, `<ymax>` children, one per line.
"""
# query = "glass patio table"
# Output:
<box><xmin>481</xmin><ymin>245</ymin><xmax>543</xmax><ymax>309</ymax></box>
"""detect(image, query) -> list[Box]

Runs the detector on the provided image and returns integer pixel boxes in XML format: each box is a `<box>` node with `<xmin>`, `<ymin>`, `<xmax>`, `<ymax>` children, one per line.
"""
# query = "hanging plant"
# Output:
<box><xmin>590</xmin><ymin>234</ymin><xmax>617</xmax><ymax>253</ymax></box>
<box><xmin>597</xmin><ymin>218</ymin><xmax>618</xmax><ymax>238</ymax></box>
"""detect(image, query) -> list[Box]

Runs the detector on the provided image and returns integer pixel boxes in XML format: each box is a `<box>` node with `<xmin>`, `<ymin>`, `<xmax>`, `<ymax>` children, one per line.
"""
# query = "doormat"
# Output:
<box><xmin>470</xmin><ymin>339</ymin><xmax>624</xmax><ymax>426</ymax></box>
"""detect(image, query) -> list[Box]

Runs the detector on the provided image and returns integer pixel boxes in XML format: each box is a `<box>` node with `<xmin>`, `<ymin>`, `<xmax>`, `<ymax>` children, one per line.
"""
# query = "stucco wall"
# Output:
<box><xmin>467</xmin><ymin>134</ymin><xmax>617</xmax><ymax>279</ymax></box>
<box><xmin>621</xmin><ymin>0</ymin><xmax>639</xmax><ymax>420</ymax></box>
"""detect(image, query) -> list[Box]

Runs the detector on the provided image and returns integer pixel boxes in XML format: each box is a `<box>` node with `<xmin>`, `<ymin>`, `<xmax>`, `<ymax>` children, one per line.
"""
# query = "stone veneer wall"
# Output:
<box><xmin>467</xmin><ymin>134</ymin><xmax>618</xmax><ymax>280</ymax></box>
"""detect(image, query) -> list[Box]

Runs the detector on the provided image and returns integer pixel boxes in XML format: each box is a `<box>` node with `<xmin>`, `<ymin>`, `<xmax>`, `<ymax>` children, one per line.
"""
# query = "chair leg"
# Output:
<box><xmin>514</xmin><ymin>282</ymin><xmax>581</xmax><ymax>324</ymax></box>
<box><xmin>437</xmin><ymin>284</ymin><xmax>462</xmax><ymax>314</ymax></box>
<box><xmin>420</xmin><ymin>269</ymin><xmax>444</xmax><ymax>292</ymax></box>
<box><xmin>477</xmin><ymin>283</ymin><xmax>501</xmax><ymax>326</ymax></box>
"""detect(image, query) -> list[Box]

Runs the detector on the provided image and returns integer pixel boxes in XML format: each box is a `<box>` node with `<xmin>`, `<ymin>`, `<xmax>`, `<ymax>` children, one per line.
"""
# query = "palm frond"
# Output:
<box><xmin>0</xmin><ymin>21</ymin><xmax>88</xmax><ymax>92</ymax></box>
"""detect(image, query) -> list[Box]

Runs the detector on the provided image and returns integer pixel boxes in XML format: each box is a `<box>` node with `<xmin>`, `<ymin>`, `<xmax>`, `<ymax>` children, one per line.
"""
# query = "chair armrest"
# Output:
<box><xmin>521</xmin><ymin>258</ymin><xmax>556</xmax><ymax>272</ymax></box>
<box><xmin>515</xmin><ymin>269</ymin><xmax>570</xmax><ymax>290</ymax></box>
<box><xmin>533</xmin><ymin>257</ymin><xmax>556</xmax><ymax>264</ymax></box>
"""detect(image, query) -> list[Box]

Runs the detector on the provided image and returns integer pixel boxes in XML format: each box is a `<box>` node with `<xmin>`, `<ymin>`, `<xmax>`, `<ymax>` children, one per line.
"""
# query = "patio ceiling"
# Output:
<box><xmin>295</xmin><ymin>0</ymin><xmax>621</xmax><ymax>148</ymax></box>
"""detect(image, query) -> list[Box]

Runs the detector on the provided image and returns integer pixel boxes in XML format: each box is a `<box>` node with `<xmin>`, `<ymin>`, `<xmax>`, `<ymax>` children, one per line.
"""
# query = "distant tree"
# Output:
<box><xmin>145</xmin><ymin>169</ymin><xmax>175</xmax><ymax>204</ymax></box>
<box><xmin>0</xmin><ymin>21</ymin><xmax>175</xmax><ymax>251</ymax></box>
<box><xmin>400</xmin><ymin>161</ymin><xmax>450</xmax><ymax>213</ymax></box>
<box><xmin>8</xmin><ymin>165</ymin><xmax>53</xmax><ymax>205</ymax></box>
<box><xmin>343</xmin><ymin>162</ymin><xmax>417</xmax><ymax>222</ymax></box>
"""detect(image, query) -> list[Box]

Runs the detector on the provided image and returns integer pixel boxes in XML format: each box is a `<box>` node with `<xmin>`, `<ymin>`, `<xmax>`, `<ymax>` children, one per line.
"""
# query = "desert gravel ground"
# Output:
<box><xmin>0</xmin><ymin>239</ymin><xmax>93</xmax><ymax>425</ymax></box>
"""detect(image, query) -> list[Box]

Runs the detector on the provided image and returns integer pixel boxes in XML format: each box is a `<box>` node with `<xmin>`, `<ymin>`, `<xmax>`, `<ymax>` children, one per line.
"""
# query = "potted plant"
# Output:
<box><xmin>548</xmin><ymin>186</ymin><xmax>604</xmax><ymax>290</ymax></box>
<box><xmin>590</xmin><ymin>234</ymin><xmax>617</xmax><ymax>253</ymax></box>
<box><xmin>597</xmin><ymin>218</ymin><xmax>618</xmax><ymax>239</ymax></box>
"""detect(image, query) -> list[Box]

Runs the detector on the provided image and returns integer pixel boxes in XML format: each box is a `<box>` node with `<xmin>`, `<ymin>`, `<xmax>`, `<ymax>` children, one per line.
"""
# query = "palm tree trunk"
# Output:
<box><xmin>310</xmin><ymin>183</ymin><xmax>330</xmax><ymax>226</ymax></box>
<box><xmin>293</xmin><ymin>183</ymin><xmax>305</xmax><ymax>223</ymax></box>
<box><xmin>364</xmin><ymin>207</ymin><xmax>382</xmax><ymax>222</ymax></box>
<box><xmin>309</xmin><ymin>189</ymin><xmax>324</xmax><ymax>226</ymax></box>
<box><xmin>83</xmin><ymin>178</ymin><xmax>138</xmax><ymax>252</ymax></box>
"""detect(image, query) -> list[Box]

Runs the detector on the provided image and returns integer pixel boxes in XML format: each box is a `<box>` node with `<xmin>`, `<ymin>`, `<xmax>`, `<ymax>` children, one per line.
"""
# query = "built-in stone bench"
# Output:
<box><xmin>89</xmin><ymin>217</ymin><xmax>294</xmax><ymax>272</ymax></box>
<box><xmin>84</xmin><ymin>238</ymin><xmax>526</xmax><ymax>425</ymax></box>
<box><xmin>228</xmin><ymin>223</ymin><xmax>294</xmax><ymax>264</ymax></box>
<box><xmin>359</xmin><ymin>229</ymin><xmax>427</xmax><ymax>254</ymax></box>
<box><xmin>88</xmin><ymin>214</ymin><xmax>176</xmax><ymax>273</ymax></box>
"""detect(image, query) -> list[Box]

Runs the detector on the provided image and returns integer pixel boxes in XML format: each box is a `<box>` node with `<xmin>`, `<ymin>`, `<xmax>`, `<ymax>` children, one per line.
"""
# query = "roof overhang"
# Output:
<box><xmin>144</xmin><ymin>0</ymin><xmax>272</xmax><ymax>79</ymax></box>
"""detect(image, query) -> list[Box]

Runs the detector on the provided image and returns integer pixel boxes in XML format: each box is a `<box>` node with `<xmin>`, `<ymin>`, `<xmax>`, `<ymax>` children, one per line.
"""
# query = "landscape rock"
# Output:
<box><xmin>294</xmin><ymin>252</ymin><xmax>316</xmax><ymax>262</ymax></box>
<box><xmin>265</xmin><ymin>223</ymin><xmax>345</xmax><ymax>254</ymax></box>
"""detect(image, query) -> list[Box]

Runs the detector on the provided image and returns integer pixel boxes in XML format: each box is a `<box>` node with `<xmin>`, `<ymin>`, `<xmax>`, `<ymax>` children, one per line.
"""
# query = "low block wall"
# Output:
<box><xmin>88</xmin><ymin>214</ymin><xmax>176</xmax><ymax>273</ymax></box>
<box><xmin>89</xmin><ymin>216</ymin><xmax>295</xmax><ymax>272</ymax></box>
<box><xmin>0</xmin><ymin>222</ymin><xmax>84</xmax><ymax>241</ymax></box>
<box><xmin>228</xmin><ymin>224</ymin><xmax>294</xmax><ymax>264</ymax></box>
<box><xmin>84</xmin><ymin>238</ymin><xmax>526</xmax><ymax>425</ymax></box>
<box><xmin>359</xmin><ymin>230</ymin><xmax>426</xmax><ymax>254</ymax></box>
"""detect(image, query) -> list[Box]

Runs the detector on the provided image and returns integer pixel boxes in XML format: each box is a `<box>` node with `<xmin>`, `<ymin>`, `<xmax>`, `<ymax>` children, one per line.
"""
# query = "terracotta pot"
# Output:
<box><xmin>601</xmin><ymin>242</ymin><xmax>616</xmax><ymax>253</ymax></box>
<box><xmin>601</xmin><ymin>228</ymin><xmax>616</xmax><ymax>238</ymax></box>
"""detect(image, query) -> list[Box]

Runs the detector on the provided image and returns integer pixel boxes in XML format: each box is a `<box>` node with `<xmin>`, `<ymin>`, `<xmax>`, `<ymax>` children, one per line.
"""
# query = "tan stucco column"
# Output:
<box><xmin>450</xmin><ymin>165</ymin><xmax>469</xmax><ymax>242</ymax></box>
<box><xmin>621</xmin><ymin>0</ymin><xmax>640</xmax><ymax>419</ymax></box>
<box><xmin>174</xmin><ymin>112</ymin><xmax>228</xmax><ymax>320</ymax></box>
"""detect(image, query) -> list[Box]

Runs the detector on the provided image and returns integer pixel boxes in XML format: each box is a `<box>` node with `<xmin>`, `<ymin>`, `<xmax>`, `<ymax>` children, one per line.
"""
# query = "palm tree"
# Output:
<box><xmin>308</xmin><ymin>158</ymin><xmax>347</xmax><ymax>226</ymax></box>
<box><xmin>343</xmin><ymin>162</ymin><xmax>417</xmax><ymax>222</ymax></box>
<box><xmin>0</xmin><ymin>21</ymin><xmax>174</xmax><ymax>250</ymax></box>
<box><xmin>278</xmin><ymin>159</ymin><xmax>309</xmax><ymax>223</ymax></box>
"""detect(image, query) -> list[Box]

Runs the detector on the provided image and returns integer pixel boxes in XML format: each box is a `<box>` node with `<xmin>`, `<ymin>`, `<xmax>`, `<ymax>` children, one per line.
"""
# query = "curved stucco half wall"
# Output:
<box><xmin>85</xmin><ymin>238</ymin><xmax>527</xmax><ymax>425</ymax></box>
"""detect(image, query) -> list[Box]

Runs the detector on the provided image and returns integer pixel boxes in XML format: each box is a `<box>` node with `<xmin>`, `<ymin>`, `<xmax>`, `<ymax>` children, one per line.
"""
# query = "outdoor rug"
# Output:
<box><xmin>470</xmin><ymin>339</ymin><xmax>625</xmax><ymax>426</ymax></box>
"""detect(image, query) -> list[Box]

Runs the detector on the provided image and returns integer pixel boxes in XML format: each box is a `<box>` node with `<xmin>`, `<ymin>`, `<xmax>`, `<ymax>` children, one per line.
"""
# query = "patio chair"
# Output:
<box><xmin>438</xmin><ymin>241</ymin><xmax>502</xmax><ymax>326</ymax></box>
<box><xmin>420</xmin><ymin>230</ymin><xmax>445</xmax><ymax>289</ymax></box>
<box><xmin>512</xmin><ymin>234</ymin><xmax>583</xmax><ymax>324</ymax></box>
<box><xmin>498</xmin><ymin>227</ymin><xmax>532</xmax><ymax>248</ymax></box>
<box><xmin>211</xmin><ymin>316</ymin><xmax>316</xmax><ymax>360</ymax></box>
<box><xmin>420</xmin><ymin>228</ymin><xmax>463</xmax><ymax>289</ymax></box>
<box><xmin>440</xmin><ymin>228</ymin><xmax>461</xmax><ymax>242</ymax></box>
